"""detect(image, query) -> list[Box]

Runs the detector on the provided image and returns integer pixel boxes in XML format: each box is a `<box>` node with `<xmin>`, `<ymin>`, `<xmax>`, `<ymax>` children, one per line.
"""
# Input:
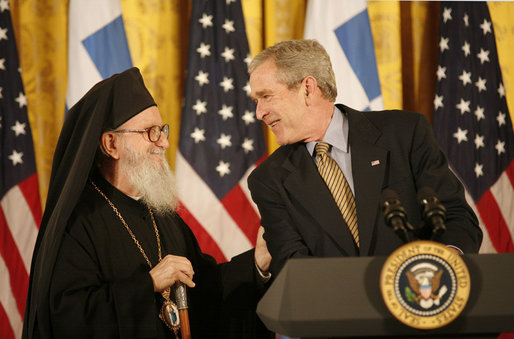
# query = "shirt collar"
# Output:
<box><xmin>306</xmin><ymin>106</ymin><xmax>349</xmax><ymax>156</ymax></box>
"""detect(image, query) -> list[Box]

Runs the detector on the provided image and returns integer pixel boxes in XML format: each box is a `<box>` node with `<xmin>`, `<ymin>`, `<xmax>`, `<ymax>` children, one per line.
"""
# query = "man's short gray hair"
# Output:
<box><xmin>248</xmin><ymin>39</ymin><xmax>337</xmax><ymax>102</ymax></box>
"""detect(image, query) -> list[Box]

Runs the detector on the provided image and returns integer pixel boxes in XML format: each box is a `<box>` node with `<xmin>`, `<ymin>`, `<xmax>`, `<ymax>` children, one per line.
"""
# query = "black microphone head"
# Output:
<box><xmin>416</xmin><ymin>186</ymin><xmax>447</xmax><ymax>240</ymax></box>
<box><xmin>381</xmin><ymin>188</ymin><xmax>406</xmax><ymax>218</ymax></box>
<box><xmin>417</xmin><ymin>186</ymin><xmax>446</xmax><ymax>214</ymax></box>
<box><xmin>381</xmin><ymin>188</ymin><xmax>411</xmax><ymax>243</ymax></box>
<box><xmin>381</xmin><ymin>188</ymin><xmax>400</xmax><ymax>206</ymax></box>
<box><xmin>417</xmin><ymin>186</ymin><xmax>437</xmax><ymax>204</ymax></box>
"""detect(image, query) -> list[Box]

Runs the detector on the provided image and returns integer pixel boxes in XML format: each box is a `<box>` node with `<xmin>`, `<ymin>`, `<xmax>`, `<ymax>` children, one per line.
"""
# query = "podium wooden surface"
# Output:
<box><xmin>257</xmin><ymin>253</ymin><xmax>514</xmax><ymax>338</ymax></box>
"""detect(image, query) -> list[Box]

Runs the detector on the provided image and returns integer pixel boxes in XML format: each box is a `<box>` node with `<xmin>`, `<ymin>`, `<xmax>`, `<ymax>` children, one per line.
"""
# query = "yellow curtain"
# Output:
<box><xmin>10</xmin><ymin>0</ymin><xmax>514</xmax><ymax>208</ymax></box>
<box><xmin>398</xmin><ymin>1</ymin><xmax>440</xmax><ymax>120</ymax></box>
<box><xmin>368</xmin><ymin>1</ymin><xmax>403</xmax><ymax>111</ymax></box>
<box><xmin>242</xmin><ymin>0</ymin><xmax>264</xmax><ymax>56</ymax></box>
<box><xmin>490</xmin><ymin>2</ymin><xmax>514</xmax><ymax>122</ymax></box>
<box><xmin>10</xmin><ymin>0</ymin><xmax>68</xmax><ymax>207</ymax></box>
<box><xmin>263</xmin><ymin>0</ymin><xmax>305</xmax><ymax>47</ymax></box>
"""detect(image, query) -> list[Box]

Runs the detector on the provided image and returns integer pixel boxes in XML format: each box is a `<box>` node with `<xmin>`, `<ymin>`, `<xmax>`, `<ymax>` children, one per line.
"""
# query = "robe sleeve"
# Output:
<box><xmin>217</xmin><ymin>250</ymin><xmax>272</xmax><ymax>338</ymax></box>
<box><xmin>175</xmin><ymin>216</ymin><xmax>272</xmax><ymax>338</ymax></box>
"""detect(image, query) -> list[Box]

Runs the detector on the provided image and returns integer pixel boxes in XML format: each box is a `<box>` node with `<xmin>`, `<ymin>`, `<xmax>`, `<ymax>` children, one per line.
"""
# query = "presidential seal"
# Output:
<box><xmin>380</xmin><ymin>241</ymin><xmax>471</xmax><ymax>330</ymax></box>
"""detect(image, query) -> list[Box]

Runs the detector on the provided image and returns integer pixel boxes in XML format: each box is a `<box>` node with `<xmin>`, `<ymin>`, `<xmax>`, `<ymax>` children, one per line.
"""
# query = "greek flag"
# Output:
<box><xmin>304</xmin><ymin>0</ymin><xmax>383</xmax><ymax>111</ymax></box>
<box><xmin>66</xmin><ymin>0</ymin><xmax>132</xmax><ymax>108</ymax></box>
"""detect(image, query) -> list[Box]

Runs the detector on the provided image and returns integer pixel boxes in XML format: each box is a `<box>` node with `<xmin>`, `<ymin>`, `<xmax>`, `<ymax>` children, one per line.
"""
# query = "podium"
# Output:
<box><xmin>257</xmin><ymin>253</ymin><xmax>514</xmax><ymax>338</ymax></box>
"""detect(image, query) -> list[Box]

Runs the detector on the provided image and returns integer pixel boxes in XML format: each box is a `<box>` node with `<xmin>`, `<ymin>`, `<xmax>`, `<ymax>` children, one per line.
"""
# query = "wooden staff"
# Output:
<box><xmin>179</xmin><ymin>309</ymin><xmax>191</xmax><ymax>339</ymax></box>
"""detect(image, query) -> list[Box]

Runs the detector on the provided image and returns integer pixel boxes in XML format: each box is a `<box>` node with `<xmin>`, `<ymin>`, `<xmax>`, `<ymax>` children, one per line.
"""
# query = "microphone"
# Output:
<box><xmin>381</xmin><ymin>188</ymin><xmax>414</xmax><ymax>243</ymax></box>
<box><xmin>417</xmin><ymin>186</ymin><xmax>447</xmax><ymax>240</ymax></box>
<box><xmin>173</xmin><ymin>282</ymin><xmax>191</xmax><ymax>339</ymax></box>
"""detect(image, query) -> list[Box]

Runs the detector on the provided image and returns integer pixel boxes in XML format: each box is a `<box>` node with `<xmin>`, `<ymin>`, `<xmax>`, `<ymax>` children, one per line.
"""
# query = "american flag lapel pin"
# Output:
<box><xmin>371</xmin><ymin>160</ymin><xmax>380</xmax><ymax>167</ymax></box>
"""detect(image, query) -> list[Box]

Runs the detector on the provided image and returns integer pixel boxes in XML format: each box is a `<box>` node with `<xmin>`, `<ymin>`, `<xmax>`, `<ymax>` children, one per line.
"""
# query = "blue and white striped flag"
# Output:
<box><xmin>304</xmin><ymin>0</ymin><xmax>383</xmax><ymax>111</ymax></box>
<box><xmin>66</xmin><ymin>0</ymin><xmax>132</xmax><ymax>108</ymax></box>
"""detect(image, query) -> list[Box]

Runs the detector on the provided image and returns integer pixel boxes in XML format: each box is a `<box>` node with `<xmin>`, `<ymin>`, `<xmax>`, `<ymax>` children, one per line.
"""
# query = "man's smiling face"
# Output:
<box><xmin>250</xmin><ymin>59</ymin><xmax>316</xmax><ymax>145</ymax></box>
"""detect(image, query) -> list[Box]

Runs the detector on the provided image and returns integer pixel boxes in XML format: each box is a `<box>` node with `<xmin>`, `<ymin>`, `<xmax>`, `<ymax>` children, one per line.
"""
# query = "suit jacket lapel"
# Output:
<box><xmin>282</xmin><ymin>144</ymin><xmax>357</xmax><ymax>256</ymax></box>
<box><xmin>343</xmin><ymin>105</ymin><xmax>388</xmax><ymax>255</ymax></box>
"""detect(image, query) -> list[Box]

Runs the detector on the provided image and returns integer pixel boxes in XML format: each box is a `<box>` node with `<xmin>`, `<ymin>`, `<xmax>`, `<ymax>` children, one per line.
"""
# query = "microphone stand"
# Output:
<box><xmin>174</xmin><ymin>282</ymin><xmax>191</xmax><ymax>339</ymax></box>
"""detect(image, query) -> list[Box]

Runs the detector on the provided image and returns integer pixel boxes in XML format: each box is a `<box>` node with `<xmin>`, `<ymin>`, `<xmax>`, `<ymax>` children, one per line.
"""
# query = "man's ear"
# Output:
<box><xmin>302</xmin><ymin>76</ymin><xmax>318</xmax><ymax>104</ymax></box>
<box><xmin>101</xmin><ymin>132</ymin><xmax>121</xmax><ymax>160</ymax></box>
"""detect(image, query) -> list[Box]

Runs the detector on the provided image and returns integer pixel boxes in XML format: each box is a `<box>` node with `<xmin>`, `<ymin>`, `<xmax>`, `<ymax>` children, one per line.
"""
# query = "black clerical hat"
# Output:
<box><xmin>76</xmin><ymin>66</ymin><xmax>156</xmax><ymax>131</ymax></box>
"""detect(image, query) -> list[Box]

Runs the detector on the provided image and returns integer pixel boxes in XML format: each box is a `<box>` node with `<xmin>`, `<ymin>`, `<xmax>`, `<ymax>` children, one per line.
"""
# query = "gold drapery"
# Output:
<box><xmin>10</xmin><ymin>0</ymin><xmax>514</xmax><ymax>207</ymax></box>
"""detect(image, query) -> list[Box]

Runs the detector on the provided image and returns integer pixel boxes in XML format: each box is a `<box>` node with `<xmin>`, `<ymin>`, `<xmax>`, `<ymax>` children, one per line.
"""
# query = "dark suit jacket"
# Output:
<box><xmin>248</xmin><ymin>105</ymin><xmax>482</xmax><ymax>276</ymax></box>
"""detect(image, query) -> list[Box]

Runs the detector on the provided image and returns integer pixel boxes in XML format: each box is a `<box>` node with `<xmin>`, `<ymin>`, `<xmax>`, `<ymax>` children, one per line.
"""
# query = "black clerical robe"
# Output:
<box><xmin>48</xmin><ymin>172</ymin><xmax>269</xmax><ymax>338</ymax></box>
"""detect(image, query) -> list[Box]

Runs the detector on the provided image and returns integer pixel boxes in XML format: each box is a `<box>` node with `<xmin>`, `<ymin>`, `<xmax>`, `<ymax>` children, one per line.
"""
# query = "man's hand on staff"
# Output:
<box><xmin>150</xmin><ymin>255</ymin><xmax>195</xmax><ymax>292</ymax></box>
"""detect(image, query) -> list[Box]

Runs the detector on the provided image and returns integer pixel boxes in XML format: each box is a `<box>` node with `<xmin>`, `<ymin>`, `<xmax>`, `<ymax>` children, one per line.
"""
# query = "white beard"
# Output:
<box><xmin>120</xmin><ymin>140</ymin><xmax>178</xmax><ymax>215</ymax></box>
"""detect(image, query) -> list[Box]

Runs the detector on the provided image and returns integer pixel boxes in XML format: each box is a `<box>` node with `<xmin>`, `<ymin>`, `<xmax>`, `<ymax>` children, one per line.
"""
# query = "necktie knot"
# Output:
<box><xmin>315</xmin><ymin>142</ymin><xmax>331</xmax><ymax>157</ymax></box>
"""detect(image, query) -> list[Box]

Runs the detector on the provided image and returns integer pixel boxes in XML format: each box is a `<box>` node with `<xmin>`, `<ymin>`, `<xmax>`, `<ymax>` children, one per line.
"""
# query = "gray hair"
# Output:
<box><xmin>249</xmin><ymin>39</ymin><xmax>337</xmax><ymax>101</ymax></box>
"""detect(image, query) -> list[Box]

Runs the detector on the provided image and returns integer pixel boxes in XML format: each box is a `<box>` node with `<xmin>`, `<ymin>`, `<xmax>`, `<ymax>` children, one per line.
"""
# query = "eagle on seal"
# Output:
<box><xmin>406</xmin><ymin>269</ymin><xmax>443</xmax><ymax>303</ymax></box>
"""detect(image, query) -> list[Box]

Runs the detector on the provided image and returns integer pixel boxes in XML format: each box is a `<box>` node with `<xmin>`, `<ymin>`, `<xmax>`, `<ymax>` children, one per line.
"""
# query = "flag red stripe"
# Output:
<box><xmin>18</xmin><ymin>174</ymin><xmax>42</xmax><ymax>228</ymax></box>
<box><xmin>255</xmin><ymin>154</ymin><xmax>267</xmax><ymax>167</ymax></box>
<box><xmin>0</xmin><ymin>303</ymin><xmax>15</xmax><ymax>339</ymax></box>
<box><xmin>221</xmin><ymin>185</ymin><xmax>261</xmax><ymax>246</ymax></box>
<box><xmin>0</xmin><ymin>208</ymin><xmax>29</xmax><ymax>315</ymax></box>
<box><xmin>476</xmin><ymin>190</ymin><xmax>514</xmax><ymax>253</ymax></box>
<box><xmin>505</xmin><ymin>160</ymin><xmax>514</xmax><ymax>188</ymax></box>
<box><xmin>176</xmin><ymin>203</ymin><xmax>227</xmax><ymax>263</ymax></box>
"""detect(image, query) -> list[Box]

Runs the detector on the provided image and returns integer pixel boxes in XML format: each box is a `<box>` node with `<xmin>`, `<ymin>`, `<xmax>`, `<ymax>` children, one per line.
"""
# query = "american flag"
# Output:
<box><xmin>0</xmin><ymin>3</ymin><xmax>42</xmax><ymax>339</ymax></box>
<box><xmin>433</xmin><ymin>2</ymin><xmax>514</xmax><ymax>254</ymax></box>
<box><xmin>175</xmin><ymin>0</ymin><xmax>266</xmax><ymax>262</ymax></box>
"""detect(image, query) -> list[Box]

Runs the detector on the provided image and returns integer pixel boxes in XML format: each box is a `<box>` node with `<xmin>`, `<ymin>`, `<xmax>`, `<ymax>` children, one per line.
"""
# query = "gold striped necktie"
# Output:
<box><xmin>315</xmin><ymin>142</ymin><xmax>359</xmax><ymax>247</ymax></box>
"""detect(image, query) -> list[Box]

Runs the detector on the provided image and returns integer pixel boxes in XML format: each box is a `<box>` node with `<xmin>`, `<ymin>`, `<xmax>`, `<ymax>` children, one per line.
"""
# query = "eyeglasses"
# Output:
<box><xmin>113</xmin><ymin>124</ymin><xmax>169</xmax><ymax>143</ymax></box>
